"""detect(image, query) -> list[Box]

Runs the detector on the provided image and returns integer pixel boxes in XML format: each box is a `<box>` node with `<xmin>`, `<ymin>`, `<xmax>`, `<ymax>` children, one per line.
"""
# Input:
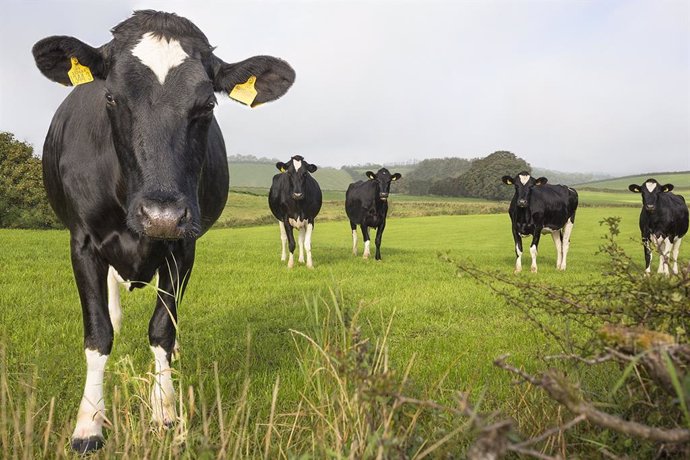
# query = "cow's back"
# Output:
<box><xmin>345</xmin><ymin>180</ymin><xmax>374</xmax><ymax>222</ymax></box>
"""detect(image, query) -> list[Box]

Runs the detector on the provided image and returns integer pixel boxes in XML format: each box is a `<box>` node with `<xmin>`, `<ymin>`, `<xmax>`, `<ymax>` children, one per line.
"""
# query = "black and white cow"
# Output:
<box><xmin>501</xmin><ymin>172</ymin><xmax>578</xmax><ymax>273</ymax></box>
<box><xmin>628</xmin><ymin>179</ymin><xmax>689</xmax><ymax>274</ymax></box>
<box><xmin>32</xmin><ymin>10</ymin><xmax>294</xmax><ymax>453</ymax></box>
<box><xmin>345</xmin><ymin>168</ymin><xmax>402</xmax><ymax>260</ymax></box>
<box><xmin>268</xmin><ymin>155</ymin><xmax>322</xmax><ymax>268</ymax></box>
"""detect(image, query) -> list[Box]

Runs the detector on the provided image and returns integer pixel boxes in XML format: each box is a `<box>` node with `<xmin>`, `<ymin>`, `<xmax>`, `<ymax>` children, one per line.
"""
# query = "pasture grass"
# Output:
<box><xmin>1</xmin><ymin>206</ymin><xmax>687</xmax><ymax>456</ymax></box>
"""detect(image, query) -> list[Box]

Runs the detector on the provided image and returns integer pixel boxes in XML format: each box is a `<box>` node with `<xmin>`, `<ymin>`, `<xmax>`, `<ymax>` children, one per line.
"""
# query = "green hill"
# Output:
<box><xmin>576</xmin><ymin>171</ymin><xmax>690</xmax><ymax>191</ymax></box>
<box><xmin>228</xmin><ymin>162</ymin><xmax>354</xmax><ymax>190</ymax></box>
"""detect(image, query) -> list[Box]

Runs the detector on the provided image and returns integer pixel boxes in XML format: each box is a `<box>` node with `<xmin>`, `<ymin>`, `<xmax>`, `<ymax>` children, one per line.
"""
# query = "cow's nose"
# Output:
<box><xmin>517</xmin><ymin>199</ymin><xmax>528</xmax><ymax>207</ymax></box>
<box><xmin>139</xmin><ymin>203</ymin><xmax>190</xmax><ymax>239</ymax></box>
<box><xmin>292</xmin><ymin>192</ymin><xmax>304</xmax><ymax>200</ymax></box>
<box><xmin>379</xmin><ymin>192</ymin><xmax>389</xmax><ymax>201</ymax></box>
<box><xmin>645</xmin><ymin>204</ymin><xmax>656</xmax><ymax>211</ymax></box>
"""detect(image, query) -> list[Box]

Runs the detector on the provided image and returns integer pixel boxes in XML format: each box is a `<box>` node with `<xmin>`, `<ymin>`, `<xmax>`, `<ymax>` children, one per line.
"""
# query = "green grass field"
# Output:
<box><xmin>229</xmin><ymin>163</ymin><xmax>354</xmax><ymax>190</ymax></box>
<box><xmin>576</xmin><ymin>171</ymin><xmax>690</xmax><ymax>191</ymax></box>
<box><xmin>2</xmin><ymin>201</ymin><xmax>686</xmax><ymax>456</ymax></box>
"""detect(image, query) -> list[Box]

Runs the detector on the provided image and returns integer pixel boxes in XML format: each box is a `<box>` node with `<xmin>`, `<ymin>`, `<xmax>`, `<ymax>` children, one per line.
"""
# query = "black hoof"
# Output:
<box><xmin>71</xmin><ymin>436</ymin><xmax>105</xmax><ymax>454</ymax></box>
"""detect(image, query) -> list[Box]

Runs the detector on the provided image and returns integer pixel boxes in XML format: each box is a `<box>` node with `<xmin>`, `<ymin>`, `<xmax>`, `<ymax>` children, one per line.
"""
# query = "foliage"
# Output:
<box><xmin>433</xmin><ymin>151</ymin><xmax>531</xmax><ymax>200</ymax></box>
<box><xmin>453</xmin><ymin>217</ymin><xmax>690</xmax><ymax>457</ymax></box>
<box><xmin>0</xmin><ymin>132</ymin><xmax>61</xmax><ymax>229</ymax></box>
<box><xmin>395</xmin><ymin>157</ymin><xmax>472</xmax><ymax>195</ymax></box>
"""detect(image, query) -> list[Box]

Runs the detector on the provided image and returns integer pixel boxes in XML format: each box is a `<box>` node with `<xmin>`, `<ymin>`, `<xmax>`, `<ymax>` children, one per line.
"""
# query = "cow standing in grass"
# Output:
<box><xmin>32</xmin><ymin>10</ymin><xmax>294</xmax><ymax>453</ymax></box>
<box><xmin>628</xmin><ymin>179</ymin><xmax>688</xmax><ymax>274</ymax></box>
<box><xmin>346</xmin><ymin>168</ymin><xmax>402</xmax><ymax>260</ymax></box>
<box><xmin>269</xmin><ymin>156</ymin><xmax>322</xmax><ymax>268</ymax></box>
<box><xmin>502</xmin><ymin>172</ymin><xmax>578</xmax><ymax>273</ymax></box>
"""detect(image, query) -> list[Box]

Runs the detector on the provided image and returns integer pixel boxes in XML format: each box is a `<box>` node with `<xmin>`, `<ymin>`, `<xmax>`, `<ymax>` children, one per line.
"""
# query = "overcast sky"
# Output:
<box><xmin>1</xmin><ymin>0</ymin><xmax>688</xmax><ymax>175</ymax></box>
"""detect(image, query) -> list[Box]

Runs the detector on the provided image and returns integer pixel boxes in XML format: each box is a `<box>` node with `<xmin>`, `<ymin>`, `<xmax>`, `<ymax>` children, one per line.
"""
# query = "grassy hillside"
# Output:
<box><xmin>3</xmin><ymin>206</ymin><xmax>681</xmax><ymax>456</ymax></box>
<box><xmin>575</xmin><ymin>171</ymin><xmax>690</xmax><ymax>191</ymax></box>
<box><xmin>229</xmin><ymin>162</ymin><xmax>354</xmax><ymax>190</ymax></box>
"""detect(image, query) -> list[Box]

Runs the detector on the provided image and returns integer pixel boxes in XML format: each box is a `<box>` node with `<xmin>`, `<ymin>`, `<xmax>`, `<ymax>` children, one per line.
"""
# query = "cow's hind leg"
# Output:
<box><xmin>298</xmin><ymin>226</ymin><xmax>306</xmax><ymax>263</ymax></box>
<box><xmin>285</xmin><ymin>221</ymin><xmax>296</xmax><ymax>268</ymax></box>
<box><xmin>279</xmin><ymin>222</ymin><xmax>288</xmax><ymax>261</ymax></box>
<box><xmin>305</xmin><ymin>222</ymin><xmax>314</xmax><ymax>268</ymax></box>
<box><xmin>70</xmin><ymin>237</ymin><xmax>111</xmax><ymax>453</ymax></box>
<box><xmin>149</xmin><ymin>244</ymin><xmax>194</xmax><ymax>427</ymax></box>
<box><xmin>559</xmin><ymin>218</ymin><xmax>574</xmax><ymax>270</ymax></box>
<box><xmin>671</xmin><ymin>237</ymin><xmax>683</xmax><ymax>274</ymax></box>
<box><xmin>361</xmin><ymin>226</ymin><xmax>371</xmax><ymax>259</ymax></box>
<box><xmin>659</xmin><ymin>237</ymin><xmax>672</xmax><ymax>275</ymax></box>
<box><xmin>350</xmin><ymin>221</ymin><xmax>358</xmax><ymax>256</ymax></box>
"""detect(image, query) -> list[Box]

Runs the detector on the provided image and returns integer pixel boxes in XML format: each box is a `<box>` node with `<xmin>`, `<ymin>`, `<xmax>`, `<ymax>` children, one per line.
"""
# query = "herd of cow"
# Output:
<box><xmin>29</xmin><ymin>10</ymin><xmax>689</xmax><ymax>453</ymax></box>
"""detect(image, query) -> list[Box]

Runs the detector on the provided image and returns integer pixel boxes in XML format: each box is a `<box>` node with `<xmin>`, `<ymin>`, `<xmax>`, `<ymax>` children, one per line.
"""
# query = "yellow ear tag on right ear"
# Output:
<box><xmin>229</xmin><ymin>75</ymin><xmax>258</xmax><ymax>107</ymax></box>
<box><xmin>67</xmin><ymin>57</ymin><xmax>94</xmax><ymax>86</ymax></box>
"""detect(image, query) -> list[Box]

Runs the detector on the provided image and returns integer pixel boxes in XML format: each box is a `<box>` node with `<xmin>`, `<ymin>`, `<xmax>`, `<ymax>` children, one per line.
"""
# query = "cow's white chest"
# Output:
<box><xmin>131</xmin><ymin>32</ymin><xmax>189</xmax><ymax>84</ymax></box>
<box><xmin>289</xmin><ymin>217</ymin><xmax>307</xmax><ymax>229</ymax></box>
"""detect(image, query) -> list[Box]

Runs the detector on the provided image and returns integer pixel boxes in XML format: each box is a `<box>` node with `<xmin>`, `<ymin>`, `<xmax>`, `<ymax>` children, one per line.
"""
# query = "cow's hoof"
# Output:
<box><xmin>71</xmin><ymin>435</ymin><xmax>105</xmax><ymax>454</ymax></box>
<box><xmin>531</xmin><ymin>267</ymin><xmax>538</xmax><ymax>273</ymax></box>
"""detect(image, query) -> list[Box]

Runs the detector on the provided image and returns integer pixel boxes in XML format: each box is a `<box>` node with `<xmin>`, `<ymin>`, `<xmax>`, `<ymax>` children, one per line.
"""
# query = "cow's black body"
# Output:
<box><xmin>268</xmin><ymin>156</ymin><xmax>322</xmax><ymax>268</ymax></box>
<box><xmin>502</xmin><ymin>172</ymin><xmax>578</xmax><ymax>272</ymax></box>
<box><xmin>629</xmin><ymin>179</ymin><xmax>689</xmax><ymax>274</ymax></box>
<box><xmin>33</xmin><ymin>10</ymin><xmax>294</xmax><ymax>453</ymax></box>
<box><xmin>345</xmin><ymin>168</ymin><xmax>401</xmax><ymax>260</ymax></box>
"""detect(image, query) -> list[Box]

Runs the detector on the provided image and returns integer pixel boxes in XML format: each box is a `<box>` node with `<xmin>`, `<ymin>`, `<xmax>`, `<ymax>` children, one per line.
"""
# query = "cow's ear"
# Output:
<box><xmin>628</xmin><ymin>184</ymin><xmax>642</xmax><ymax>193</ymax></box>
<box><xmin>306</xmin><ymin>163</ymin><xmax>317</xmax><ymax>173</ymax></box>
<box><xmin>211</xmin><ymin>55</ymin><xmax>295</xmax><ymax>108</ymax></box>
<box><xmin>662</xmin><ymin>184</ymin><xmax>674</xmax><ymax>192</ymax></box>
<box><xmin>501</xmin><ymin>176</ymin><xmax>514</xmax><ymax>185</ymax></box>
<box><xmin>366</xmin><ymin>171</ymin><xmax>376</xmax><ymax>180</ymax></box>
<box><xmin>276</xmin><ymin>162</ymin><xmax>288</xmax><ymax>172</ymax></box>
<box><xmin>391</xmin><ymin>173</ymin><xmax>402</xmax><ymax>181</ymax></box>
<box><xmin>534</xmin><ymin>177</ymin><xmax>548</xmax><ymax>186</ymax></box>
<box><xmin>32</xmin><ymin>36</ymin><xmax>107</xmax><ymax>86</ymax></box>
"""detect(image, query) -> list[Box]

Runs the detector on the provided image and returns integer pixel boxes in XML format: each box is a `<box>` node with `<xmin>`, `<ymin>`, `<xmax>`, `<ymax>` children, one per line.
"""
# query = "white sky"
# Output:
<box><xmin>1</xmin><ymin>0</ymin><xmax>688</xmax><ymax>174</ymax></box>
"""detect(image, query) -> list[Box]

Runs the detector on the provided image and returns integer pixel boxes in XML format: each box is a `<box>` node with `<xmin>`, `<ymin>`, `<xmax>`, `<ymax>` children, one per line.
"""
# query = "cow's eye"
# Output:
<box><xmin>105</xmin><ymin>93</ymin><xmax>115</xmax><ymax>105</ymax></box>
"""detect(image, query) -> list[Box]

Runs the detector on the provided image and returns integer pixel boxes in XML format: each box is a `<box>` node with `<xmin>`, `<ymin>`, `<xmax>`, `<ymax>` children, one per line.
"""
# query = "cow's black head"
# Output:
<box><xmin>628</xmin><ymin>179</ymin><xmax>674</xmax><ymax>213</ymax></box>
<box><xmin>501</xmin><ymin>172</ymin><xmax>547</xmax><ymax>208</ymax></box>
<box><xmin>33</xmin><ymin>10</ymin><xmax>295</xmax><ymax>239</ymax></box>
<box><xmin>276</xmin><ymin>155</ymin><xmax>317</xmax><ymax>201</ymax></box>
<box><xmin>366</xmin><ymin>168</ymin><xmax>401</xmax><ymax>201</ymax></box>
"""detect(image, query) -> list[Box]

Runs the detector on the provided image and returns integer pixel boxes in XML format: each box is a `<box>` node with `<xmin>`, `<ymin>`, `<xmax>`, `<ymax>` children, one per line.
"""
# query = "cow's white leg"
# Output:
<box><xmin>288</xmin><ymin>252</ymin><xmax>295</xmax><ymax>268</ymax></box>
<box><xmin>352</xmin><ymin>229</ymin><xmax>358</xmax><ymax>256</ymax></box>
<box><xmin>305</xmin><ymin>223</ymin><xmax>314</xmax><ymax>269</ymax></box>
<box><xmin>645</xmin><ymin>237</ymin><xmax>654</xmax><ymax>274</ymax></box>
<box><xmin>551</xmin><ymin>231</ymin><xmax>563</xmax><ymax>270</ymax></box>
<box><xmin>363</xmin><ymin>240</ymin><xmax>371</xmax><ymax>259</ymax></box>
<box><xmin>72</xmin><ymin>349</ymin><xmax>108</xmax><ymax>450</ymax></box>
<box><xmin>298</xmin><ymin>227</ymin><xmax>306</xmax><ymax>264</ymax></box>
<box><xmin>279</xmin><ymin>222</ymin><xmax>287</xmax><ymax>261</ymax></box>
<box><xmin>107</xmin><ymin>266</ymin><xmax>123</xmax><ymax>334</ymax></box>
<box><xmin>671</xmin><ymin>237</ymin><xmax>682</xmax><ymax>274</ymax></box>
<box><xmin>560</xmin><ymin>219</ymin><xmax>574</xmax><ymax>271</ymax></box>
<box><xmin>530</xmin><ymin>244</ymin><xmax>538</xmax><ymax>273</ymax></box>
<box><xmin>150</xmin><ymin>346</ymin><xmax>176</xmax><ymax>425</ymax></box>
<box><xmin>515</xmin><ymin>244</ymin><xmax>522</xmax><ymax>273</ymax></box>
<box><xmin>659</xmin><ymin>237</ymin><xmax>672</xmax><ymax>275</ymax></box>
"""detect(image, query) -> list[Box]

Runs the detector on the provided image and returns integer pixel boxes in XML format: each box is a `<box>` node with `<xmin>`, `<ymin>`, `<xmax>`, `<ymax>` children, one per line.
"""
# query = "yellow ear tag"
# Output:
<box><xmin>229</xmin><ymin>75</ymin><xmax>258</xmax><ymax>107</ymax></box>
<box><xmin>67</xmin><ymin>57</ymin><xmax>94</xmax><ymax>86</ymax></box>
<box><xmin>280</xmin><ymin>167</ymin><xmax>286</xmax><ymax>173</ymax></box>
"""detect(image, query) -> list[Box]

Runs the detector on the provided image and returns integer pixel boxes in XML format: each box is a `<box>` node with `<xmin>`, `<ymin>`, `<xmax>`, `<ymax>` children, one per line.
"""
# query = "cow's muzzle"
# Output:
<box><xmin>645</xmin><ymin>204</ymin><xmax>656</xmax><ymax>212</ymax></box>
<box><xmin>292</xmin><ymin>192</ymin><xmax>304</xmax><ymax>200</ymax></box>
<box><xmin>517</xmin><ymin>199</ymin><xmax>528</xmax><ymax>208</ymax></box>
<box><xmin>379</xmin><ymin>192</ymin><xmax>389</xmax><ymax>201</ymax></box>
<box><xmin>139</xmin><ymin>202</ymin><xmax>192</xmax><ymax>239</ymax></box>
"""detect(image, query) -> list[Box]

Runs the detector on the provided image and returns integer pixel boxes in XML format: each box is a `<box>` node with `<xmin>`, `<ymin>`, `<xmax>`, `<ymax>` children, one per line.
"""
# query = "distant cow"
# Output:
<box><xmin>32</xmin><ymin>10</ymin><xmax>294</xmax><ymax>453</ymax></box>
<box><xmin>269</xmin><ymin>155</ymin><xmax>322</xmax><ymax>268</ymax></box>
<box><xmin>628</xmin><ymin>179</ymin><xmax>688</xmax><ymax>274</ymax></box>
<box><xmin>502</xmin><ymin>172</ymin><xmax>578</xmax><ymax>273</ymax></box>
<box><xmin>346</xmin><ymin>168</ymin><xmax>402</xmax><ymax>260</ymax></box>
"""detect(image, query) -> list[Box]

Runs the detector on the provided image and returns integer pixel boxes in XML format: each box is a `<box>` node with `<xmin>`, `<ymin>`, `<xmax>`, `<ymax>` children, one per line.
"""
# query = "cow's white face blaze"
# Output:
<box><xmin>131</xmin><ymin>33</ymin><xmax>189</xmax><ymax>84</ymax></box>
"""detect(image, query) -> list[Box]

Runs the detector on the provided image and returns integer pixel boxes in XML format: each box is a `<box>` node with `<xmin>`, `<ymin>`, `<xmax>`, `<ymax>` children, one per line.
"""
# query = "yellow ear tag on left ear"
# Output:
<box><xmin>280</xmin><ymin>167</ymin><xmax>286</xmax><ymax>173</ymax></box>
<box><xmin>67</xmin><ymin>57</ymin><xmax>94</xmax><ymax>86</ymax></box>
<box><xmin>229</xmin><ymin>75</ymin><xmax>258</xmax><ymax>107</ymax></box>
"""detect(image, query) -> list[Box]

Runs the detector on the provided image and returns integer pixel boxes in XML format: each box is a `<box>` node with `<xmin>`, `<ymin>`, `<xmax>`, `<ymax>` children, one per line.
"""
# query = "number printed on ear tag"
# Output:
<box><xmin>67</xmin><ymin>57</ymin><xmax>94</xmax><ymax>86</ymax></box>
<box><xmin>229</xmin><ymin>75</ymin><xmax>258</xmax><ymax>107</ymax></box>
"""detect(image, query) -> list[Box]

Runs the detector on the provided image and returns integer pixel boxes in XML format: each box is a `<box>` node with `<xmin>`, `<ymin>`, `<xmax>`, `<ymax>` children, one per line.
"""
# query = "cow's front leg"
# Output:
<box><xmin>559</xmin><ymin>218</ymin><xmax>574</xmax><ymax>271</ymax></box>
<box><xmin>643</xmin><ymin>236</ymin><xmax>652</xmax><ymax>273</ymax></box>
<box><xmin>279</xmin><ymin>222</ymin><xmax>288</xmax><ymax>261</ymax></box>
<box><xmin>298</xmin><ymin>226</ymin><xmax>306</xmax><ymax>264</ymax></box>
<box><xmin>305</xmin><ymin>222</ymin><xmax>314</xmax><ymax>268</ymax></box>
<box><xmin>284</xmin><ymin>220</ymin><xmax>296</xmax><ymax>268</ymax></box>
<box><xmin>149</xmin><ymin>246</ymin><xmax>193</xmax><ymax>427</ymax></box>
<box><xmin>551</xmin><ymin>230</ymin><xmax>563</xmax><ymax>270</ymax></box>
<box><xmin>70</xmin><ymin>237</ymin><xmax>111</xmax><ymax>453</ymax></box>
<box><xmin>530</xmin><ymin>230</ymin><xmax>542</xmax><ymax>273</ymax></box>
<box><xmin>361</xmin><ymin>225</ymin><xmax>371</xmax><ymax>259</ymax></box>
<box><xmin>350</xmin><ymin>222</ymin><xmax>358</xmax><ymax>256</ymax></box>
<box><xmin>374</xmin><ymin>221</ymin><xmax>386</xmax><ymax>260</ymax></box>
